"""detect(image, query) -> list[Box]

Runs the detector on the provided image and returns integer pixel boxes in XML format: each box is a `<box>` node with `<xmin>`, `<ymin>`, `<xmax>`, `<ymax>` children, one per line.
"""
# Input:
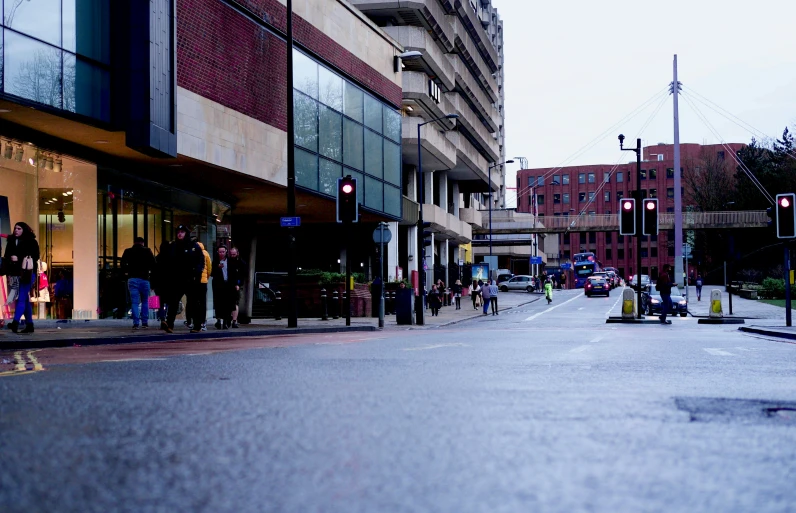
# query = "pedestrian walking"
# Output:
<box><xmin>228</xmin><ymin>247</ymin><xmax>246</xmax><ymax>328</ymax></box>
<box><xmin>1</xmin><ymin>222</ymin><xmax>39</xmax><ymax>333</ymax></box>
<box><xmin>471</xmin><ymin>280</ymin><xmax>481</xmax><ymax>309</ymax></box>
<box><xmin>480</xmin><ymin>279</ymin><xmax>492</xmax><ymax>315</ymax></box>
<box><xmin>453</xmin><ymin>279</ymin><xmax>463</xmax><ymax>310</ymax></box>
<box><xmin>211</xmin><ymin>245</ymin><xmax>236</xmax><ymax>329</ymax></box>
<box><xmin>656</xmin><ymin>264</ymin><xmax>674</xmax><ymax>324</ymax></box>
<box><xmin>428</xmin><ymin>284</ymin><xmax>441</xmax><ymax>316</ymax></box>
<box><xmin>488</xmin><ymin>279</ymin><xmax>499</xmax><ymax>315</ymax></box>
<box><xmin>121</xmin><ymin>236</ymin><xmax>157</xmax><ymax>330</ymax></box>
<box><xmin>189</xmin><ymin>241</ymin><xmax>212</xmax><ymax>333</ymax></box>
<box><xmin>695</xmin><ymin>275</ymin><xmax>703</xmax><ymax>301</ymax></box>
<box><xmin>544</xmin><ymin>277</ymin><xmax>553</xmax><ymax>304</ymax></box>
<box><xmin>158</xmin><ymin>225</ymin><xmax>204</xmax><ymax>333</ymax></box>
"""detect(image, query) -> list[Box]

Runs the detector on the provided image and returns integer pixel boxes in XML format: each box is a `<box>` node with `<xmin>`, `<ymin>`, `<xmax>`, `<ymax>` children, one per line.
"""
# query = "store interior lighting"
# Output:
<box><xmin>14</xmin><ymin>146</ymin><xmax>23</xmax><ymax>162</ymax></box>
<box><xmin>54</xmin><ymin>158</ymin><xmax>62</xmax><ymax>172</ymax></box>
<box><xmin>3</xmin><ymin>142</ymin><xmax>12</xmax><ymax>160</ymax></box>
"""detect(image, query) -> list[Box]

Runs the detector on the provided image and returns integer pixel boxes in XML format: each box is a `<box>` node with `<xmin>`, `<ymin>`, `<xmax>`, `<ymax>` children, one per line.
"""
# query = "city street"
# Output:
<box><xmin>2</xmin><ymin>289</ymin><xmax>796</xmax><ymax>512</ymax></box>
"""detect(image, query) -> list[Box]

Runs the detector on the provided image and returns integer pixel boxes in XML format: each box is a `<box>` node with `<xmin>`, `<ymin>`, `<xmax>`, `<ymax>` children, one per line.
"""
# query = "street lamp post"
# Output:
<box><xmin>416</xmin><ymin>114</ymin><xmax>458</xmax><ymax>326</ymax></box>
<box><xmin>285</xmin><ymin>0</ymin><xmax>298</xmax><ymax>327</ymax></box>
<box><xmin>488</xmin><ymin>160</ymin><xmax>514</xmax><ymax>259</ymax></box>
<box><xmin>619</xmin><ymin>134</ymin><xmax>643</xmax><ymax>319</ymax></box>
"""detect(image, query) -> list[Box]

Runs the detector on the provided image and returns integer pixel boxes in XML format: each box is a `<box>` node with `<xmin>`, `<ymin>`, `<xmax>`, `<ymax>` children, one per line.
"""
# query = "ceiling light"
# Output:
<box><xmin>66</xmin><ymin>190</ymin><xmax>72</xmax><ymax>195</ymax></box>
<box><xmin>62</xmin><ymin>192</ymin><xmax>68</xmax><ymax>196</ymax></box>
<box><xmin>3</xmin><ymin>144</ymin><xmax>12</xmax><ymax>159</ymax></box>
<box><xmin>405</xmin><ymin>106</ymin><xmax>414</xmax><ymax>112</ymax></box>
<box><xmin>94</xmin><ymin>140</ymin><xmax>109</xmax><ymax>144</ymax></box>
<box><xmin>28</xmin><ymin>157</ymin><xmax>35</xmax><ymax>166</ymax></box>
<box><xmin>14</xmin><ymin>146</ymin><xmax>23</xmax><ymax>162</ymax></box>
<box><xmin>54</xmin><ymin>159</ymin><xmax>62</xmax><ymax>172</ymax></box>
<box><xmin>0</xmin><ymin>109</ymin><xmax>11</xmax><ymax>113</ymax></box>
<box><xmin>45</xmin><ymin>157</ymin><xmax>53</xmax><ymax>170</ymax></box>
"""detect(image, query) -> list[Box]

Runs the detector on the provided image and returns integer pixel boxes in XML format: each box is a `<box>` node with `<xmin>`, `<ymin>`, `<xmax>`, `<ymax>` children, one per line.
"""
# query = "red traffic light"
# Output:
<box><xmin>622</xmin><ymin>201</ymin><xmax>633</xmax><ymax>211</ymax></box>
<box><xmin>780</xmin><ymin>197</ymin><xmax>791</xmax><ymax>208</ymax></box>
<box><xmin>342</xmin><ymin>183</ymin><xmax>353</xmax><ymax>194</ymax></box>
<box><xmin>646</xmin><ymin>201</ymin><xmax>656</xmax><ymax>210</ymax></box>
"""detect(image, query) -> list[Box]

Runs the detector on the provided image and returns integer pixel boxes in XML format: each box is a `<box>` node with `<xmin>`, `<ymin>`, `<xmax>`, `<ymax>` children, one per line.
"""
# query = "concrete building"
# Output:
<box><xmin>515</xmin><ymin>143</ymin><xmax>744</xmax><ymax>281</ymax></box>
<box><xmin>0</xmin><ymin>0</ymin><xmax>405</xmax><ymax>321</ymax></box>
<box><xmin>350</xmin><ymin>0</ymin><xmax>506</xmax><ymax>290</ymax></box>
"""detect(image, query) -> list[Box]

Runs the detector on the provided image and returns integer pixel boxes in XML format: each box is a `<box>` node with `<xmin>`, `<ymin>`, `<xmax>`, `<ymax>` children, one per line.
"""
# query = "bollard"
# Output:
<box><xmin>622</xmin><ymin>288</ymin><xmax>635</xmax><ymax>319</ymax></box>
<box><xmin>274</xmin><ymin>291</ymin><xmax>282</xmax><ymax>320</ymax></box>
<box><xmin>320</xmin><ymin>288</ymin><xmax>328</xmax><ymax>321</ymax></box>
<box><xmin>710</xmin><ymin>289</ymin><xmax>723</xmax><ymax>317</ymax></box>
<box><xmin>388</xmin><ymin>290</ymin><xmax>395</xmax><ymax>315</ymax></box>
<box><xmin>342</xmin><ymin>290</ymin><xmax>348</xmax><ymax>318</ymax></box>
<box><xmin>332</xmin><ymin>290</ymin><xmax>339</xmax><ymax>319</ymax></box>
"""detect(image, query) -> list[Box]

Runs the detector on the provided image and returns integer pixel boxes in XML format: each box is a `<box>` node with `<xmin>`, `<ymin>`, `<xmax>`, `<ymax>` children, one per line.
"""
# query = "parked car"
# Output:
<box><xmin>641</xmin><ymin>285</ymin><xmax>688</xmax><ymax>317</ymax></box>
<box><xmin>629</xmin><ymin>274</ymin><xmax>651</xmax><ymax>290</ymax></box>
<box><xmin>500</xmin><ymin>275</ymin><xmax>534</xmax><ymax>292</ymax></box>
<box><xmin>584</xmin><ymin>276</ymin><xmax>610</xmax><ymax>297</ymax></box>
<box><xmin>496</xmin><ymin>269</ymin><xmax>513</xmax><ymax>284</ymax></box>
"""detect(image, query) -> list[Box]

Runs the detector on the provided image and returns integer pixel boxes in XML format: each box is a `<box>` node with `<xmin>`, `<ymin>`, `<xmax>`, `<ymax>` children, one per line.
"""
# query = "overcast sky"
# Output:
<box><xmin>500</xmin><ymin>0</ymin><xmax>796</xmax><ymax>207</ymax></box>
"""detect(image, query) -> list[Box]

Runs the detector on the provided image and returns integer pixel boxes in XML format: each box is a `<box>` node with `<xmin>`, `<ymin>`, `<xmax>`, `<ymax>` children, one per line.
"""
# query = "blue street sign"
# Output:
<box><xmin>561</xmin><ymin>262</ymin><xmax>572</xmax><ymax>270</ymax></box>
<box><xmin>530</xmin><ymin>256</ymin><xmax>543</xmax><ymax>265</ymax></box>
<box><xmin>280</xmin><ymin>216</ymin><xmax>301</xmax><ymax>227</ymax></box>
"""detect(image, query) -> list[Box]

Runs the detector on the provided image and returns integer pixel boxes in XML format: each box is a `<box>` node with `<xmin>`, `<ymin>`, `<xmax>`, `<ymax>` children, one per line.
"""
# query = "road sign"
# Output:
<box><xmin>683</xmin><ymin>243</ymin><xmax>692</xmax><ymax>257</ymax></box>
<box><xmin>561</xmin><ymin>262</ymin><xmax>572</xmax><ymax>270</ymax></box>
<box><xmin>372</xmin><ymin>225</ymin><xmax>392</xmax><ymax>244</ymax></box>
<box><xmin>280</xmin><ymin>216</ymin><xmax>301</xmax><ymax>227</ymax></box>
<box><xmin>530</xmin><ymin>256</ymin><xmax>543</xmax><ymax>265</ymax></box>
<box><xmin>458</xmin><ymin>259</ymin><xmax>464</xmax><ymax>266</ymax></box>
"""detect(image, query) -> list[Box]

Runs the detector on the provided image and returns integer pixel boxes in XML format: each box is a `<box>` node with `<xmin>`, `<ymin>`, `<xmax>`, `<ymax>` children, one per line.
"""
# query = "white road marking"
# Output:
<box><xmin>703</xmin><ymin>348</ymin><xmax>737</xmax><ymax>356</ymax></box>
<box><xmin>589</xmin><ymin>336</ymin><xmax>604</xmax><ymax>343</ymax></box>
<box><xmin>100</xmin><ymin>358</ymin><xmax>169</xmax><ymax>362</ymax></box>
<box><xmin>524</xmin><ymin>293</ymin><xmax>582</xmax><ymax>321</ymax></box>
<box><xmin>403</xmin><ymin>343</ymin><xmax>469</xmax><ymax>351</ymax></box>
<box><xmin>569</xmin><ymin>345</ymin><xmax>592</xmax><ymax>353</ymax></box>
<box><xmin>577</xmin><ymin>307</ymin><xmax>584</xmax><ymax>310</ymax></box>
<box><xmin>607</xmin><ymin>294</ymin><xmax>623</xmax><ymax>317</ymax></box>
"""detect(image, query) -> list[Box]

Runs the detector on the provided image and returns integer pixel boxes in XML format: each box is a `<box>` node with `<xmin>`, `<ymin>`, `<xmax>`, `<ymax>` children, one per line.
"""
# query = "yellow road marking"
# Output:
<box><xmin>1</xmin><ymin>350</ymin><xmax>45</xmax><ymax>377</ymax></box>
<box><xmin>13</xmin><ymin>351</ymin><xmax>26</xmax><ymax>371</ymax></box>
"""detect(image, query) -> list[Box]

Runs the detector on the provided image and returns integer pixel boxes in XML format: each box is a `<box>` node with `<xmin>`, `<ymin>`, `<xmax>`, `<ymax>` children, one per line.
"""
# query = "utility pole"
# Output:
<box><xmin>285</xmin><ymin>0</ymin><xmax>298</xmax><ymax>327</ymax></box>
<box><xmin>672</xmin><ymin>55</ymin><xmax>684</xmax><ymax>289</ymax></box>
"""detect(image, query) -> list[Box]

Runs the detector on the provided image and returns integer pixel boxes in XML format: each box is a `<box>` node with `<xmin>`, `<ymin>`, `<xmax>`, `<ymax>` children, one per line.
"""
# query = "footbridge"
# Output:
<box><xmin>481</xmin><ymin>210</ymin><xmax>768</xmax><ymax>234</ymax></box>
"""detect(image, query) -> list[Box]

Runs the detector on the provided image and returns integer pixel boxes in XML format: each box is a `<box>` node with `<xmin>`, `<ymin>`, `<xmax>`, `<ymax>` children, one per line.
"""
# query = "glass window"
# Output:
<box><xmin>579</xmin><ymin>192</ymin><xmax>586</xmax><ymax>202</ymax></box>
<box><xmin>667</xmin><ymin>187</ymin><xmax>674</xmax><ymax>198</ymax></box>
<box><xmin>578</xmin><ymin>173</ymin><xmax>585</xmax><ymax>184</ymax></box>
<box><xmin>588</xmin><ymin>192</ymin><xmax>595</xmax><ymax>201</ymax></box>
<box><xmin>616</xmin><ymin>191</ymin><xmax>623</xmax><ymax>201</ymax></box>
<box><xmin>650</xmin><ymin>188</ymin><xmax>657</xmax><ymax>198</ymax></box>
<box><xmin>649</xmin><ymin>168</ymin><xmax>657</xmax><ymax>179</ymax></box>
<box><xmin>588</xmin><ymin>173</ymin><xmax>595</xmax><ymax>183</ymax></box>
<box><xmin>606</xmin><ymin>248</ymin><xmax>612</xmax><ymax>260</ymax></box>
<box><xmin>617</xmin><ymin>248</ymin><xmax>624</xmax><ymax>259</ymax></box>
<box><xmin>318</xmin><ymin>104</ymin><xmax>342</xmax><ymax>161</ymax></box>
<box><xmin>293</xmin><ymin>49</ymin><xmax>318</xmax><ymax>98</ymax></box>
<box><xmin>563</xmin><ymin>193</ymin><xmax>569</xmax><ymax>204</ymax></box>
<box><xmin>364</xmin><ymin>94</ymin><xmax>382</xmax><ymax>133</ymax></box>
<box><xmin>537</xmin><ymin>194</ymin><xmax>544</xmax><ymax>205</ymax></box>
<box><xmin>318</xmin><ymin>65</ymin><xmax>343</xmax><ymax>111</ymax></box>
<box><xmin>537</xmin><ymin>176</ymin><xmax>544</xmax><ymax>186</ymax></box>
<box><xmin>604</xmin><ymin>172</ymin><xmax>610</xmax><ymax>183</ymax></box>
<box><xmin>4</xmin><ymin>31</ymin><xmax>63</xmax><ymax>109</ymax></box>
<box><xmin>293</xmin><ymin>92</ymin><xmax>318</xmax><ymax>151</ymax></box>
<box><xmin>364</xmin><ymin>130</ymin><xmax>383</xmax><ymax>179</ymax></box>
<box><xmin>62</xmin><ymin>0</ymin><xmax>110</xmax><ymax>64</ymax></box>
<box><xmin>604</xmin><ymin>191</ymin><xmax>610</xmax><ymax>202</ymax></box>
<box><xmin>528</xmin><ymin>177</ymin><xmax>535</xmax><ymax>187</ymax></box>
<box><xmin>319</xmin><ymin>159</ymin><xmax>341</xmax><ymax>196</ymax></box>
<box><xmin>666</xmin><ymin>168</ymin><xmax>675</xmax><ymax>178</ymax></box>
<box><xmin>562</xmin><ymin>174</ymin><xmax>570</xmax><ymax>185</ymax></box>
<box><xmin>528</xmin><ymin>195</ymin><xmax>533</xmax><ymax>206</ymax></box>
<box><xmin>640</xmin><ymin>169</ymin><xmax>647</xmax><ymax>180</ymax></box>
<box><xmin>383</xmin><ymin>140</ymin><xmax>400</xmax><ymax>186</ymax></box>
<box><xmin>295</xmin><ymin>148</ymin><xmax>318</xmax><ymax>189</ymax></box>
<box><xmin>553</xmin><ymin>194</ymin><xmax>561</xmax><ymax>204</ymax></box>
<box><xmin>383</xmin><ymin>107</ymin><xmax>401</xmax><ymax>141</ymax></box>
<box><xmin>616</xmin><ymin>172</ymin><xmax>623</xmax><ymax>182</ymax></box>
<box><xmin>64</xmin><ymin>55</ymin><xmax>110</xmax><ymax>122</ymax></box>
<box><xmin>384</xmin><ymin>184</ymin><xmax>401</xmax><ymax>218</ymax></box>
<box><xmin>553</xmin><ymin>175</ymin><xmax>560</xmax><ymax>185</ymax></box>
<box><xmin>5</xmin><ymin>0</ymin><xmax>62</xmax><ymax>47</ymax></box>
<box><xmin>343</xmin><ymin>117</ymin><xmax>363</xmax><ymax>170</ymax></box>
<box><xmin>365</xmin><ymin>176</ymin><xmax>383</xmax><ymax>210</ymax></box>
<box><xmin>348</xmin><ymin>171</ymin><xmax>364</xmax><ymax>206</ymax></box>
<box><xmin>606</xmin><ymin>232</ymin><xmax>612</xmax><ymax>243</ymax></box>
<box><xmin>344</xmin><ymin>82</ymin><xmax>363</xmax><ymax>122</ymax></box>
<box><xmin>588</xmin><ymin>211</ymin><xmax>596</xmax><ymax>217</ymax></box>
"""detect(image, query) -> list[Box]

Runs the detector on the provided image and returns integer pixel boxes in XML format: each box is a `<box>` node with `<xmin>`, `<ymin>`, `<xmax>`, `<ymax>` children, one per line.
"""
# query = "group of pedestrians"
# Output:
<box><xmin>121</xmin><ymin>225</ymin><xmax>246</xmax><ymax>333</ymax></box>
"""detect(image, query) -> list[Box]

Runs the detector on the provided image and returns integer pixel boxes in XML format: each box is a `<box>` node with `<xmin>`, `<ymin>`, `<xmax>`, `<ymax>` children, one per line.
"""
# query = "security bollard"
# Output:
<box><xmin>332</xmin><ymin>290</ymin><xmax>339</xmax><ymax>319</ymax></box>
<box><xmin>710</xmin><ymin>289</ymin><xmax>723</xmax><ymax>318</ymax></box>
<box><xmin>320</xmin><ymin>288</ymin><xmax>328</xmax><ymax>321</ymax></box>
<box><xmin>622</xmin><ymin>288</ymin><xmax>635</xmax><ymax>319</ymax></box>
<box><xmin>274</xmin><ymin>291</ymin><xmax>282</xmax><ymax>320</ymax></box>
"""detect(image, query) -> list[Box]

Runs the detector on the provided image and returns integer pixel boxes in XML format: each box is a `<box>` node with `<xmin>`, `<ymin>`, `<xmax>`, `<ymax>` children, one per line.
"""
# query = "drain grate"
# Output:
<box><xmin>675</xmin><ymin>397</ymin><xmax>796</xmax><ymax>424</ymax></box>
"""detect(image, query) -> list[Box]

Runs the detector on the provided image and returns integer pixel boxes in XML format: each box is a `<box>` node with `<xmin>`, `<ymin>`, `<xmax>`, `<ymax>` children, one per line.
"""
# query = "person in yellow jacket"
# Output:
<box><xmin>544</xmin><ymin>277</ymin><xmax>553</xmax><ymax>304</ymax></box>
<box><xmin>185</xmin><ymin>240</ymin><xmax>213</xmax><ymax>333</ymax></box>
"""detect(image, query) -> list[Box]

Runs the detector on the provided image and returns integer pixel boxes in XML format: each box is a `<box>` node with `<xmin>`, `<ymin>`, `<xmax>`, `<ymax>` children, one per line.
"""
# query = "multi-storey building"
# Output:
<box><xmin>516</xmin><ymin>143</ymin><xmax>744</xmax><ymax>281</ymax></box>
<box><xmin>0</xmin><ymin>0</ymin><xmax>405</xmax><ymax>320</ymax></box>
<box><xmin>351</xmin><ymin>0</ymin><xmax>506</xmax><ymax>290</ymax></box>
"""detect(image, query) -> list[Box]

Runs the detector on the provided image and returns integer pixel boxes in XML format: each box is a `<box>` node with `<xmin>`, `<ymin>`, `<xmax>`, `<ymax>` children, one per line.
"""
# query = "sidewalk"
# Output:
<box><xmin>0</xmin><ymin>291</ymin><xmax>540</xmax><ymax>350</ymax></box>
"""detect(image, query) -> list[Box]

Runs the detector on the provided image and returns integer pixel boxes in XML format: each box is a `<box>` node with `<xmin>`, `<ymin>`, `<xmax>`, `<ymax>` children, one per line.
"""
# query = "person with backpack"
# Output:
<box><xmin>695</xmin><ymin>274</ymin><xmax>703</xmax><ymax>301</ymax></box>
<box><xmin>656</xmin><ymin>264</ymin><xmax>673</xmax><ymax>324</ymax></box>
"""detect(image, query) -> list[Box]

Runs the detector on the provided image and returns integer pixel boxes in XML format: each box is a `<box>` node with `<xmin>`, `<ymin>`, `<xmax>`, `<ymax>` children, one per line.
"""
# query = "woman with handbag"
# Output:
<box><xmin>3</xmin><ymin>222</ymin><xmax>40</xmax><ymax>333</ymax></box>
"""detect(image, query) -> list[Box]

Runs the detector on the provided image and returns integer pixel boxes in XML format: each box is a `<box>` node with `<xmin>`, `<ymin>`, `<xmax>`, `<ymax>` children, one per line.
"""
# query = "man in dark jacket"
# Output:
<box><xmin>121</xmin><ymin>236</ymin><xmax>157</xmax><ymax>330</ymax></box>
<box><xmin>657</xmin><ymin>264</ymin><xmax>673</xmax><ymax>325</ymax></box>
<box><xmin>228</xmin><ymin>247</ymin><xmax>247</xmax><ymax>328</ymax></box>
<box><xmin>158</xmin><ymin>225</ymin><xmax>205</xmax><ymax>333</ymax></box>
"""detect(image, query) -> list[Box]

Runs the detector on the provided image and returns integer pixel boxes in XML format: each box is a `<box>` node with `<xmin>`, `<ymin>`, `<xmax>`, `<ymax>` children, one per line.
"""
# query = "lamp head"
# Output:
<box><xmin>505</xmin><ymin>159</ymin><xmax>514</xmax><ymax>164</ymax></box>
<box><xmin>618</xmin><ymin>134</ymin><xmax>625</xmax><ymax>148</ymax></box>
<box><xmin>445</xmin><ymin>114</ymin><xmax>459</xmax><ymax>119</ymax></box>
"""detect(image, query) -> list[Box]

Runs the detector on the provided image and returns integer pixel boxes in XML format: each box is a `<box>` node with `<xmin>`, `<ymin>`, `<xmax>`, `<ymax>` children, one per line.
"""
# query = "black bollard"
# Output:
<box><xmin>274</xmin><ymin>290</ymin><xmax>282</xmax><ymax>320</ymax></box>
<box><xmin>332</xmin><ymin>290</ymin><xmax>339</xmax><ymax>319</ymax></box>
<box><xmin>321</xmin><ymin>288</ymin><xmax>328</xmax><ymax>321</ymax></box>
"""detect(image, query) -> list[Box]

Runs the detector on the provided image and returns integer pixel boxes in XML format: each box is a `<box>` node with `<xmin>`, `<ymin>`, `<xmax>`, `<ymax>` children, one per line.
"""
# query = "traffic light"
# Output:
<box><xmin>776</xmin><ymin>193</ymin><xmax>796</xmax><ymax>238</ymax></box>
<box><xmin>336</xmin><ymin>175</ymin><xmax>358</xmax><ymax>223</ymax></box>
<box><xmin>642</xmin><ymin>198</ymin><xmax>658</xmax><ymax>236</ymax></box>
<box><xmin>420</xmin><ymin>221</ymin><xmax>432</xmax><ymax>258</ymax></box>
<box><xmin>619</xmin><ymin>198</ymin><xmax>636</xmax><ymax>236</ymax></box>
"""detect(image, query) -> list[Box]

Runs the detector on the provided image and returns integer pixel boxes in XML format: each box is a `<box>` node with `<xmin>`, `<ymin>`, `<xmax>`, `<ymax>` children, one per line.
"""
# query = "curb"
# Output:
<box><xmin>738</xmin><ymin>326</ymin><xmax>796</xmax><ymax>340</ymax></box>
<box><xmin>698</xmin><ymin>318</ymin><xmax>745</xmax><ymax>325</ymax></box>
<box><xmin>412</xmin><ymin>297</ymin><xmax>543</xmax><ymax>329</ymax></box>
<box><xmin>0</xmin><ymin>325</ymin><xmax>377</xmax><ymax>351</ymax></box>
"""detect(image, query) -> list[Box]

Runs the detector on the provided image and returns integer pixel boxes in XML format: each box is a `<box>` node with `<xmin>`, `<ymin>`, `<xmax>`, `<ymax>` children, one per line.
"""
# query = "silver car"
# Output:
<box><xmin>499</xmin><ymin>275</ymin><xmax>535</xmax><ymax>292</ymax></box>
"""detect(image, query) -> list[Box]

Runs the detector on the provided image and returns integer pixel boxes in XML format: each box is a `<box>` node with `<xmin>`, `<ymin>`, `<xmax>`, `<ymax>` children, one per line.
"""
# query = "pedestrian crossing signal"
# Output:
<box><xmin>776</xmin><ymin>193</ymin><xmax>796</xmax><ymax>238</ymax></box>
<box><xmin>619</xmin><ymin>198</ymin><xmax>636</xmax><ymax>236</ymax></box>
<box><xmin>336</xmin><ymin>176</ymin><xmax>358</xmax><ymax>223</ymax></box>
<box><xmin>642</xmin><ymin>198</ymin><xmax>658</xmax><ymax>236</ymax></box>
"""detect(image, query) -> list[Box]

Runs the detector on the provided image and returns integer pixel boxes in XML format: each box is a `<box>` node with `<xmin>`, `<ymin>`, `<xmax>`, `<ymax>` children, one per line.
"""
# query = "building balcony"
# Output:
<box><xmin>349</xmin><ymin>0</ymin><xmax>455</xmax><ymax>53</ymax></box>
<box><xmin>402</xmin><ymin>71</ymin><xmax>457</xmax><ymax>124</ymax></box>
<box><xmin>381</xmin><ymin>25</ymin><xmax>455</xmax><ymax>91</ymax></box>
<box><xmin>402</xmin><ymin>115</ymin><xmax>457</xmax><ymax>171</ymax></box>
<box><xmin>446</xmin><ymin>92</ymin><xmax>500</xmax><ymax>162</ymax></box>
<box><xmin>424</xmin><ymin>202</ymin><xmax>473</xmax><ymax>244</ymax></box>
<box><xmin>453</xmin><ymin>0</ymin><xmax>499</xmax><ymax>74</ymax></box>
<box><xmin>445</xmin><ymin>131</ymin><xmax>493</xmax><ymax>189</ymax></box>
<box><xmin>451</xmin><ymin>16</ymin><xmax>498</xmax><ymax>102</ymax></box>
<box><xmin>450</xmin><ymin>54</ymin><xmax>499</xmax><ymax>132</ymax></box>
<box><xmin>401</xmin><ymin>195</ymin><xmax>419</xmax><ymax>226</ymax></box>
<box><xmin>459</xmin><ymin>206</ymin><xmax>482</xmax><ymax>228</ymax></box>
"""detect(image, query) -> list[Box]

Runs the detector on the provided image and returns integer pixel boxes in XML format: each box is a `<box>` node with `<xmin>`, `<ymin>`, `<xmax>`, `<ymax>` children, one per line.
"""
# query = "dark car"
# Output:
<box><xmin>641</xmin><ymin>285</ymin><xmax>688</xmax><ymax>317</ymax></box>
<box><xmin>584</xmin><ymin>277</ymin><xmax>610</xmax><ymax>297</ymax></box>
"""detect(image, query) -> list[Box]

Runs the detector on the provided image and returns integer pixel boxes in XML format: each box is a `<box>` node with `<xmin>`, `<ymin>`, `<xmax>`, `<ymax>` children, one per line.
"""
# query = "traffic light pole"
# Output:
<box><xmin>285</xmin><ymin>0</ymin><xmax>298</xmax><ymax>328</ymax></box>
<box><xmin>621</xmin><ymin>136</ymin><xmax>644</xmax><ymax>319</ymax></box>
<box><xmin>416</xmin><ymin>121</ymin><xmax>426</xmax><ymax>326</ymax></box>
<box><xmin>786</xmin><ymin>244</ymin><xmax>792</xmax><ymax>327</ymax></box>
<box><xmin>345</xmin><ymin>227</ymin><xmax>351</xmax><ymax>326</ymax></box>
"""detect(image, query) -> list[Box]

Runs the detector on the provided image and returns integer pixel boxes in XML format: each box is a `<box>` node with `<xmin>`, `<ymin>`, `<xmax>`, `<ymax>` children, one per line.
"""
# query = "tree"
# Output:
<box><xmin>8</xmin><ymin>47</ymin><xmax>63</xmax><ymax>109</ymax></box>
<box><xmin>684</xmin><ymin>147</ymin><xmax>734</xmax><ymax>212</ymax></box>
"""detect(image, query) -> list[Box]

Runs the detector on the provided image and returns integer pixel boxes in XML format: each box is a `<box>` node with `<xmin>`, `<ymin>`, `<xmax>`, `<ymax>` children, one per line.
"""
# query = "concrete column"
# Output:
<box><xmin>438</xmin><ymin>172</ymin><xmax>449</xmax><ymax>211</ymax></box>
<box><xmin>423</xmin><ymin>169</ymin><xmax>433</xmax><ymax>206</ymax></box>
<box><xmin>72</xmin><ymin>163</ymin><xmax>98</xmax><ymax>319</ymax></box>
<box><xmin>407</xmin><ymin>224</ymin><xmax>418</xmax><ymax>284</ymax></box>
<box><xmin>424</xmin><ymin>233</ymin><xmax>435</xmax><ymax>292</ymax></box>
<box><xmin>452</xmin><ymin>181</ymin><xmax>460</xmax><ymax>217</ymax></box>
<box><xmin>387</xmin><ymin>221</ymin><xmax>398</xmax><ymax>281</ymax></box>
<box><xmin>441</xmin><ymin>239</ymin><xmax>449</xmax><ymax>288</ymax></box>
<box><xmin>407</xmin><ymin>166</ymin><xmax>418</xmax><ymax>202</ymax></box>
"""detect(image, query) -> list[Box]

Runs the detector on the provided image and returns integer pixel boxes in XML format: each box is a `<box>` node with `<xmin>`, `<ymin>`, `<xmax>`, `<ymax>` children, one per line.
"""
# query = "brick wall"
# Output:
<box><xmin>176</xmin><ymin>0</ymin><xmax>402</xmax><ymax>134</ymax></box>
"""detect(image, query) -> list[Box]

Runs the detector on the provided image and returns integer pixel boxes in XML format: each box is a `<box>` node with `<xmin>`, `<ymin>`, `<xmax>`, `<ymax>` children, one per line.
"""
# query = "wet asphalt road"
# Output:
<box><xmin>2</xmin><ymin>288</ymin><xmax>796</xmax><ymax>512</ymax></box>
